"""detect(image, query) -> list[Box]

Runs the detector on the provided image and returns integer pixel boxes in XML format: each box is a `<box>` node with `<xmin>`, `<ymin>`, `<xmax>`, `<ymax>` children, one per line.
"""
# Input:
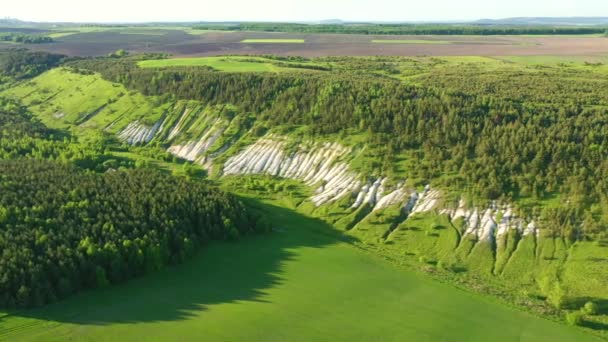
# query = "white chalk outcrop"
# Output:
<box><xmin>373</xmin><ymin>182</ymin><xmax>408</xmax><ymax>211</ymax></box>
<box><xmin>436</xmin><ymin>201</ymin><xmax>541</xmax><ymax>243</ymax></box>
<box><xmin>168</xmin><ymin>108</ymin><xmax>190</xmax><ymax>140</ymax></box>
<box><xmin>214</xmin><ymin>133</ymin><xmax>544</xmax><ymax>242</ymax></box>
<box><xmin>352</xmin><ymin>178</ymin><xmax>388</xmax><ymax>209</ymax></box>
<box><xmin>412</xmin><ymin>186</ymin><xmax>441</xmax><ymax>214</ymax></box>
<box><xmin>223</xmin><ymin>137</ymin><xmax>361</xmax><ymax>206</ymax></box>
<box><xmin>119</xmin><ymin>120</ymin><xmax>162</xmax><ymax>145</ymax></box>
<box><xmin>168</xmin><ymin>127</ymin><xmax>224</xmax><ymax>163</ymax></box>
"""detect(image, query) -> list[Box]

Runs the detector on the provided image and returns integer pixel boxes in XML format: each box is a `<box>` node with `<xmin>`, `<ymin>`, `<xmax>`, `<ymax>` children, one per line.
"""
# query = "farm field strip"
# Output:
<box><xmin>241</xmin><ymin>39</ymin><xmax>306</xmax><ymax>43</ymax></box>
<box><xmin>372</xmin><ymin>39</ymin><xmax>452</xmax><ymax>44</ymax></box>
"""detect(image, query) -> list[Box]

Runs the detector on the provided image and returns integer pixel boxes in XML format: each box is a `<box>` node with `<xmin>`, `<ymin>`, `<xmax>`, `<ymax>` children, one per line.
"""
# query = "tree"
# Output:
<box><xmin>108</xmin><ymin>49</ymin><xmax>129</xmax><ymax>58</ymax></box>
<box><xmin>583</xmin><ymin>301</ymin><xmax>599</xmax><ymax>315</ymax></box>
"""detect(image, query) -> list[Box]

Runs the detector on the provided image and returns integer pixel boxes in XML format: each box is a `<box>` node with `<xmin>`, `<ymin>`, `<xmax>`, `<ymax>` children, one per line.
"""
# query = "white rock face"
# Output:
<box><xmin>220</xmin><ymin>135</ymin><xmax>544</xmax><ymax>240</ymax></box>
<box><xmin>223</xmin><ymin>137</ymin><xmax>361</xmax><ymax>206</ymax></box>
<box><xmin>478</xmin><ymin>209</ymin><xmax>497</xmax><ymax>242</ymax></box>
<box><xmin>351</xmin><ymin>178</ymin><xmax>387</xmax><ymax>209</ymax></box>
<box><xmin>436</xmin><ymin>200</ymin><xmax>539</xmax><ymax>243</ymax></box>
<box><xmin>412</xmin><ymin>187</ymin><xmax>441</xmax><ymax>214</ymax></box>
<box><xmin>373</xmin><ymin>183</ymin><xmax>407</xmax><ymax>211</ymax></box>
<box><xmin>119</xmin><ymin>120</ymin><xmax>162</xmax><ymax>145</ymax></box>
<box><xmin>168</xmin><ymin>127</ymin><xmax>224</xmax><ymax>163</ymax></box>
<box><xmin>524</xmin><ymin>221</ymin><xmax>538</xmax><ymax>236</ymax></box>
<box><xmin>168</xmin><ymin>108</ymin><xmax>189</xmax><ymax>140</ymax></box>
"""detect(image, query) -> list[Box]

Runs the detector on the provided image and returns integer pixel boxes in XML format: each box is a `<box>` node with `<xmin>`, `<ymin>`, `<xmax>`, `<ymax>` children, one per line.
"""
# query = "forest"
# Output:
<box><xmin>0</xmin><ymin>49</ymin><xmax>65</xmax><ymax>80</ymax></box>
<box><xmin>0</xmin><ymin>71</ymin><xmax>269</xmax><ymax>309</ymax></box>
<box><xmin>0</xmin><ymin>160</ymin><xmax>267</xmax><ymax>309</ymax></box>
<box><xmin>68</xmin><ymin>56</ymin><xmax>608</xmax><ymax>240</ymax></box>
<box><xmin>192</xmin><ymin>23</ymin><xmax>608</xmax><ymax>35</ymax></box>
<box><xmin>0</xmin><ymin>32</ymin><xmax>53</xmax><ymax>44</ymax></box>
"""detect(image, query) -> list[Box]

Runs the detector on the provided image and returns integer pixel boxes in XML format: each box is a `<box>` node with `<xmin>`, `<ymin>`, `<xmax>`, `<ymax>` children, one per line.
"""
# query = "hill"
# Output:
<box><xmin>1</xmin><ymin>51</ymin><xmax>607</xmax><ymax>338</ymax></box>
<box><xmin>475</xmin><ymin>17</ymin><xmax>608</xmax><ymax>26</ymax></box>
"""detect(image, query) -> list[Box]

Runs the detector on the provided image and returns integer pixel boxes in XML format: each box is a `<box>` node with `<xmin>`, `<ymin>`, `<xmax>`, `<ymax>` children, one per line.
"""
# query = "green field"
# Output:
<box><xmin>46</xmin><ymin>26</ymin><xmax>210</xmax><ymax>39</ymax></box>
<box><xmin>241</xmin><ymin>39</ymin><xmax>305</xmax><ymax>43</ymax></box>
<box><xmin>138</xmin><ymin>56</ymin><xmax>280</xmax><ymax>72</ymax></box>
<box><xmin>139</xmin><ymin>56</ymin><xmax>291</xmax><ymax>72</ymax></box>
<box><xmin>372</xmin><ymin>39</ymin><xmax>452</xmax><ymax>44</ymax></box>
<box><xmin>0</xmin><ymin>200</ymin><xmax>597</xmax><ymax>341</ymax></box>
<box><xmin>137</xmin><ymin>56</ymin><xmax>325</xmax><ymax>72</ymax></box>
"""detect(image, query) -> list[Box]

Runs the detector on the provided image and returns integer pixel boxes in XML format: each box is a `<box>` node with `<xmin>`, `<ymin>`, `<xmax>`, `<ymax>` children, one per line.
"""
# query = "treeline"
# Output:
<box><xmin>0</xmin><ymin>160</ymin><xmax>268</xmax><ymax>309</ymax></box>
<box><xmin>0</xmin><ymin>49</ymin><xmax>65</xmax><ymax>80</ymax></box>
<box><xmin>192</xmin><ymin>23</ymin><xmax>607</xmax><ymax>35</ymax></box>
<box><xmin>0</xmin><ymin>32</ymin><xmax>53</xmax><ymax>44</ymax></box>
<box><xmin>69</xmin><ymin>57</ymin><xmax>608</xmax><ymax>239</ymax></box>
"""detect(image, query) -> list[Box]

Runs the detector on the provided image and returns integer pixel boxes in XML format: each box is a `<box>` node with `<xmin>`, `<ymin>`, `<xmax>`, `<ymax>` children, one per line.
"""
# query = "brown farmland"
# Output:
<box><xmin>3</xmin><ymin>30</ymin><xmax>608</xmax><ymax>57</ymax></box>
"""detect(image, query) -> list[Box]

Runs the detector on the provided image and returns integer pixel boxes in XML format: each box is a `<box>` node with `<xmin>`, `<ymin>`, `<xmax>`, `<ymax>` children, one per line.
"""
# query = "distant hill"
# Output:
<box><xmin>318</xmin><ymin>19</ymin><xmax>345</xmax><ymax>25</ymax></box>
<box><xmin>0</xmin><ymin>18</ymin><xmax>30</xmax><ymax>26</ymax></box>
<box><xmin>475</xmin><ymin>17</ymin><xmax>608</xmax><ymax>26</ymax></box>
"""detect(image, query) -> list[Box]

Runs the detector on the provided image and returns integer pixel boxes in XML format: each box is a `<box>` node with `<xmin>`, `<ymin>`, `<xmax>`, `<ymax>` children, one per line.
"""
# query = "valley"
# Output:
<box><xmin>1</xmin><ymin>45</ymin><xmax>608</xmax><ymax>340</ymax></box>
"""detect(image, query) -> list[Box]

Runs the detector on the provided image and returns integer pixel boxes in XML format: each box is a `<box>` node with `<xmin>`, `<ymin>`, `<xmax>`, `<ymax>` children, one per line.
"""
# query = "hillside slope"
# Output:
<box><xmin>2</xmin><ymin>57</ymin><xmax>607</xmax><ymax>334</ymax></box>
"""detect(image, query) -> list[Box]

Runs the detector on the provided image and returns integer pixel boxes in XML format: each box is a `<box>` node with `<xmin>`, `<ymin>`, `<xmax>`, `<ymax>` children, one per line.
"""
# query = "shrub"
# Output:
<box><xmin>582</xmin><ymin>301</ymin><xmax>599</xmax><ymax>315</ymax></box>
<box><xmin>565</xmin><ymin>311</ymin><xmax>584</xmax><ymax>326</ymax></box>
<box><xmin>547</xmin><ymin>283</ymin><xmax>568</xmax><ymax>309</ymax></box>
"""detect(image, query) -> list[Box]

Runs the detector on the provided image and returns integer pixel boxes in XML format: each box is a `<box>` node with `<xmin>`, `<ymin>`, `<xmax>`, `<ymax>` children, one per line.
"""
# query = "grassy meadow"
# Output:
<box><xmin>137</xmin><ymin>56</ymin><xmax>321</xmax><ymax>72</ymax></box>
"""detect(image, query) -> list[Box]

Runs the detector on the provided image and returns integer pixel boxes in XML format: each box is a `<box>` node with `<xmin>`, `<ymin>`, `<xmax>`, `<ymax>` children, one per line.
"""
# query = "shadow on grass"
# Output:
<box><xmin>567</xmin><ymin>297</ymin><xmax>608</xmax><ymax>333</ymax></box>
<box><xmin>1</xmin><ymin>198</ymin><xmax>357</xmax><ymax>326</ymax></box>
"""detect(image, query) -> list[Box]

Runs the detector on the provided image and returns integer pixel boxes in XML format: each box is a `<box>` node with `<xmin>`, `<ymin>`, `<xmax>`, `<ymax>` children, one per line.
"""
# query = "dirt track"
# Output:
<box><xmin>3</xmin><ymin>31</ymin><xmax>608</xmax><ymax>57</ymax></box>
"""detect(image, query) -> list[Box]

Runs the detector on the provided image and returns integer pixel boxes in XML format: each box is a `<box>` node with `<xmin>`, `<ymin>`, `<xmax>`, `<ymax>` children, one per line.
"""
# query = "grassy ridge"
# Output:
<box><xmin>137</xmin><ymin>56</ymin><xmax>322</xmax><ymax>72</ymax></box>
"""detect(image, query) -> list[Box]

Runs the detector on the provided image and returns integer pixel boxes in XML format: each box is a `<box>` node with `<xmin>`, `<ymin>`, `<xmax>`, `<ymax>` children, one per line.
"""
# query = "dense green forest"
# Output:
<box><xmin>68</xmin><ymin>57</ymin><xmax>608</xmax><ymax>239</ymax></box>
<box><xmin>192</xmin><ymin>23</ymin><xmax>608</xmax><ymax>35</ymax></box>
<box><xmin>0</xmin><ymin>62</ymin><xmax>269</xmax><ymax>308</ymax></box>
<box><xmin>0</xmin><ymin>49</ymin><xmax>65</xmax><ymax>80</ymax></box>
<box><xmin>0</xmin><ymin>160</ymin><xmax>267</xmax><ymax>308</ymax></box>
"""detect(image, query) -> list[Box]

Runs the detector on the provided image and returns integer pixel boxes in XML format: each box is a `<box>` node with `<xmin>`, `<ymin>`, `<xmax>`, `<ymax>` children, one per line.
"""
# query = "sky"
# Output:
<box><xmin>2</xmin><ymin>0</ymin><xmax>607</xmax><ymax>23</ymax></box>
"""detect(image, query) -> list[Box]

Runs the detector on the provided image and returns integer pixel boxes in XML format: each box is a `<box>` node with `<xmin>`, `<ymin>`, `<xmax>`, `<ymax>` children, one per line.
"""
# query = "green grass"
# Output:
<box><xmin>138</xmin><ymin>56</ymin><xmax>325</xmax><ymax>73</ymax></box>
<box><xmin>0</xmin><ymin>199</ymin><xmax>597</xmax><ymax>341</ymax></box>
<box><xmin>496</xmin><ymin>55</ymin><xmax>608</xmax><ymax>66</ymax></box>
<box><xmin>241</xmin><ymin>39</ymin><xmax>305</xmax><ymax>43</ymax></box>
<box><xmin>46</xmin><ymin>31</ymin><xmax>80</xmax><ymax>38</ymax></box>
<box><xmin>139</xmin><ymin>56</ymin><xmax>280</xmax><ymax>72</ymax></box>
<box><xmin>372</xmin><ymin>39</ymin><xmax>451</xmax><ymax>44</ymax></box>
